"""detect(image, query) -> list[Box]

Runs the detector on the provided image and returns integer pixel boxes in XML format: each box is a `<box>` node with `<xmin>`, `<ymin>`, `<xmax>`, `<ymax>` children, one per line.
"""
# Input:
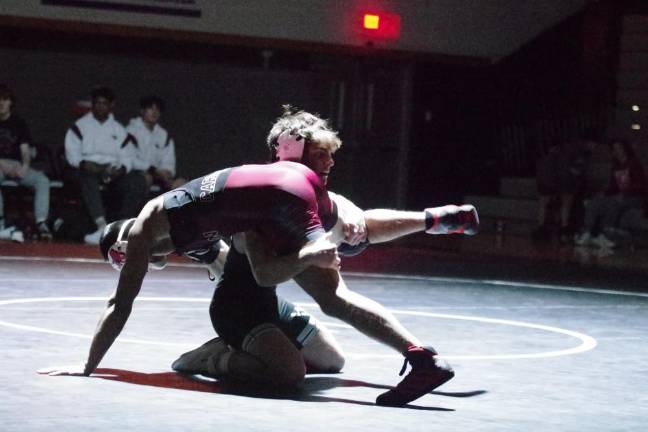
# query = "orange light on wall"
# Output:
<box><xmin>360</xmin><ymin>12</ymin><xmax>401</xmax><ymax>40</ymax></box>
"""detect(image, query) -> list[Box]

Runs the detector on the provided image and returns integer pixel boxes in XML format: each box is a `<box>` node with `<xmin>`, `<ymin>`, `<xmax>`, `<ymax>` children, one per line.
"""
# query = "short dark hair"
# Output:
<box><xmin>139</xmin><ymin>95</ymin><xmax>165</xmax><ymax>112</ymax></box>
<box><xmin>90</xmin><ymin>86</ymin><xmax>116</xmax><ymax>102</ymax></box>
<box><xmin>0</xmin><ymin>84</ymin><xmax>15</xmax><ymax>104</ymax></box>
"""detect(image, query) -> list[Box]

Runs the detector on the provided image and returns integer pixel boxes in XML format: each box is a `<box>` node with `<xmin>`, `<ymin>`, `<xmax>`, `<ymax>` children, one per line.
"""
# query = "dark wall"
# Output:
<box><xmin>0</xmin><ymin>26</ymin><xmax>334</xmax><ymax>180</ymax></box>
<box><xmin>3</xmin><ymin>3</ymin><xmax>620</xmax><ymax>211</ymax></box>
<box><xmin>332</xmin><ymin>61</ymin><xmax>407</xmax><ymax>209</ymax></box>
<box><xmin>489</xmin><ymin>0</ymin><xmax>620</xmax><ymax>177</ymax></box>
<box><xmin>407</xmin><ymin>63</ymin><xmax>499</xmax><ymax>207</ymax></box>
<box><xmin>324</xmin><ymin>58</ymin><xmax>498</xmax><ymax>209</ymax></box>
<box><xmin>0</xmin><ymin>23</ymin><xmax>496</xmax><ymax>209</ymax></box>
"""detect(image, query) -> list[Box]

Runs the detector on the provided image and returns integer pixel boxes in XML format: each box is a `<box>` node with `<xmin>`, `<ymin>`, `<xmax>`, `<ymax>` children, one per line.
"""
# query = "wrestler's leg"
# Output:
<box><xmin>172</xmin><ymin>337</ymin><xmax>229</xmax><ymax>374</ymax></box>
<box><xmin>174</xmin><ymin>299</ymin><xmax>346</xmax><ymax>377</ymax></box>
<box><xmin>293</xmin><ymin>266</ymin><xmax>420</xmax><ymax>352</ymax></box>
<box><xmin>211</xmin><ymin>323</ymin><xmax>306</xmax><ymax>388</ymax></box>
<box><xmin>173</xmin><ymin>327</ymin><xmax>306</xmax><ymax>388</ymax></box>
<box><xmin>294</xmin><ymin>266</ymin><xmax>453</xmax><ymax>406</ymax></box>
<box><xmin>171</xmin><ymin>310</ymin><xmax>345</xmax><ymax>381</ymax></box>
<box><xmin>300</xmin><ymin>317</ymin><xmax>345</xmax><ymax>373</ymax></box>
<box><xmin>275</xmin><ymin>297</ymin><xmax>345</xmax><ymax>373</ymax></box>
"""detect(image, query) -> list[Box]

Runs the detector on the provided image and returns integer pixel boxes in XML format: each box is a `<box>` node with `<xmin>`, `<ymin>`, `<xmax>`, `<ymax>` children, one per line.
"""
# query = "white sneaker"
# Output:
<box><xmin>0</xmin><ymin>226</ymin><xmax>11</xmax><ymax>240</ymax></box>
<box><xmin>11</xmin><ymin>229</ymin><xmax>24</xmax><ymax>243</ymax></box>
<box><xmin>573</xmin><ymin>231</ymin><xmax>591</xmax><ymax>246</ymax></box>
<box><xmin>84</xmin><ymin>227</ymin><xmax>104</xmax><ymax>245</ymax></box>
<box><xmin>0</xmin><ymin>226</ymin><xmax>24</xmax><ymax>243</ymax></box>
<box><xmin>591</xmin><ymin>233</ymin><xmax>616</xmax><ymax>249</ymax></box>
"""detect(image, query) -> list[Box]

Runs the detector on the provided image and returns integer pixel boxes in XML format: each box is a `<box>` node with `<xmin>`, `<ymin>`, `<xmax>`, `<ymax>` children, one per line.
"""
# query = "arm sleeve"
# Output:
<box><xmin>159</xmin><ymin>135</ymin><xmax>176</xmax><ymax>176</ymax></box>
<box><xmin>17</xmin><ymin>117</ymin><xmax>32</xmax><ymax>145</ymax></box>
<box><xmin>64</xmin><ymin>124</ymin><xmax>83</xmax><ymax>168</ymax></box>
<box><xmin>117</xmin><ymin>130</ymin><xmax>135</xmax><ymax>172</ymax></box>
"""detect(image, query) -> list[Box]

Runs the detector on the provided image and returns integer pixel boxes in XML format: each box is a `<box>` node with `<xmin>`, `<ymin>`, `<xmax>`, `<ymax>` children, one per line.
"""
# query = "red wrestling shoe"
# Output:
<box><xmin>425</xmin><ymin>205</ymin><xmax>479</xmax><ymax>235</ymax></box>
<box><xmin>375</xmin><ymin>346</ymin><xmax>454</xmax><ymax>407</ymax></box>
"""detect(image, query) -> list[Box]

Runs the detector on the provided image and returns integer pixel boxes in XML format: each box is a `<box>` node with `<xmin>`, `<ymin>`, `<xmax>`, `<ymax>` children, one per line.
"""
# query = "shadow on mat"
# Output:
<box><xmin>92</xmin><ymin>368</ymin><xmax>462</xmax><ymax>410</ymax></box>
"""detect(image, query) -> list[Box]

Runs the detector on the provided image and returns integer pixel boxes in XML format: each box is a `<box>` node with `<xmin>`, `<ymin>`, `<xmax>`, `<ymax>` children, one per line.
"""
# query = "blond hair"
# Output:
<box><xmin>267</xmin><ymin>105</ymin><xmax>341</xmax><ymax>159</ymax></box>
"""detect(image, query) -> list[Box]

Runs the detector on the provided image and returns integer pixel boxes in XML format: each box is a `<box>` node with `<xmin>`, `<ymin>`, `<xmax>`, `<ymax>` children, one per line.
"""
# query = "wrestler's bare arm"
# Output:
<box><xmin>327</xmin><ymin>191</ymin><xmax>367</xmax><ymax>245</ymax></box>
<box><xmin>363</xmin><ymin>209</ymin><xmax>426</xmax><ymax>244</ymax></box>
<box><xmin>39</xmin><ymin>216</ymin><xmax>152</xmax><ymax>376</ymax></box>
<box><xmin>240</xmin><ymin>231</ymin><xmax>340</xmax><ymax>287</ymax></box>
<box><xmin>331</xmin><ymin>191</ymin><xmax>478</xmax><ymax>245</ymax></box>
<box><xmin>329</xmin><ymin>192</ymin><xmax>423</xmax><ymax>245</ymax></box>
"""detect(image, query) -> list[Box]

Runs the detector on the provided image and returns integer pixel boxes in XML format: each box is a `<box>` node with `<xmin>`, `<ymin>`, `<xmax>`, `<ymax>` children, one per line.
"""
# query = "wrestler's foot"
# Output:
<box><xmin>171</xmin><ymin>337</ymin><xmax>229</xmax><ymax>375</ymax></box>
<box><xmin>375</xmin><ymin>346</ymin><xmax>454</xmax><ymax>407</ymax></box>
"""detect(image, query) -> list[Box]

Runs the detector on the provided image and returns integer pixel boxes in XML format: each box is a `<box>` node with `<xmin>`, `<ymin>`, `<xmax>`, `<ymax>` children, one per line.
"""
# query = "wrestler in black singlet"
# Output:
<box><xmin>209</xmin><ymin>244</ymin><xmax>318</xmax><ymax>349</ymax></box>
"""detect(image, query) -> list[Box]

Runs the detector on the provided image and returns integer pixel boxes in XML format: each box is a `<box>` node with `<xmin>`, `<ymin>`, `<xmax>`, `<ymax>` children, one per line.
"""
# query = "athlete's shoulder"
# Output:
<box><xmin>272</xmin><ymin>160</ymin><xmax>312</xmax><ymax>173</ymax></box>
<box><xmin>125</xmin><ymin>117</ymin><xmax>141</xmax><ymax>132</ymax></box>
<box><xmin>75</xmin><ymin>112</ymin><xmax>94</xmax><ymax>128</ymax></box>
<box><xmin>272</xmin><ymin>161</ymin><xmax>322</xmax><ymax>184</ymax></box>
<box><xmin>107</xmin><ymin>115</ymin><xmax>126</xmax><ymax>131</ymax></box>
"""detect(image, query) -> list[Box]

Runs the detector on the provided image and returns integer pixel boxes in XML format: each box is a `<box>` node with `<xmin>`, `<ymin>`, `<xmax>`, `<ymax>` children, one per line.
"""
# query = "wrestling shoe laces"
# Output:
<box><xmin>375</xmin><ymin>346</ymin><xmax>454</xmax><ymax>407</ymax></box>
<box><xmin>425</xmin><ymin>205</ymin><xmax>479</xmax><ymax>235</ymax></box>
<box><xmin>442</xmin><ymin>208</ymin><xmax>478</xmax><ymax>235</ymax></box>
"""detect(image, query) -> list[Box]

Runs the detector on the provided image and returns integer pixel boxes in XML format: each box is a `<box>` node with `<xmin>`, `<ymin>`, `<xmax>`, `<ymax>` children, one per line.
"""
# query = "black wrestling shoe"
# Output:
<box><xmin>375</xmin><ymin>346</ymin><xmax>454</xmax><ymax>407</ymax></box>
<box><xmin>171</xmin><ymin>337</ymin><xmax>228</xmax><ymax>375</ymax></box>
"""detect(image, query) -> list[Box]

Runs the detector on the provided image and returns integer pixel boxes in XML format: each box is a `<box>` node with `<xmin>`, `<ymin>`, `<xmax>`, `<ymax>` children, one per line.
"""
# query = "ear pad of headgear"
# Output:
<box><xmin>276</xmin><ymin>131</ymin><xmax>305</xmax><ymax>161</ymax></box>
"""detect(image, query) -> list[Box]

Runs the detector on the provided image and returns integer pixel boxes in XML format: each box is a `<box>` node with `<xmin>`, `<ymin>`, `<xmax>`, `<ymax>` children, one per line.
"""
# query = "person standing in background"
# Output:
<box><xmin>574</xmin><ymin>139</ymin><xmax>647</xmax><ymax>248</ymax></box>
<box><xmin>533</xmin><ymin>132</ymin><xmax>599</xmax><ymax>242</ymax></box>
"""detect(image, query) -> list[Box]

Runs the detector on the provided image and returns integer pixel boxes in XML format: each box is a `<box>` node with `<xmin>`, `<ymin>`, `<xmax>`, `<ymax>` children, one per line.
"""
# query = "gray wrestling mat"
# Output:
<box><xmin>1</xmin><ymin>256</ymin><xmax>646</xmax><ymax>431</ymax></box>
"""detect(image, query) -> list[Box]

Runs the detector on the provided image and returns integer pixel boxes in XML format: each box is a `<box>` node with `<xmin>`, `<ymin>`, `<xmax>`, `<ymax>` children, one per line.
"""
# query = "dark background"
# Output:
<box><xmin>0</xmin><ymin>0</ymin><xmax>634</xmax><ymax>208</ymax></box>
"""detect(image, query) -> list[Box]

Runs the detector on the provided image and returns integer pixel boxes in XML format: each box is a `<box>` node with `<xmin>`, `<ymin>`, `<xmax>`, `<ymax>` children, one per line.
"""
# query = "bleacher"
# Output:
<box><xmin>0</xmin><ymin>144</ymin><xmax>161</xmax><ymax>239</ymax></box>
<box><xmin>465</xmin><ymin>176</ymin><xmax>648</xmax><ymax>247</ymax></box>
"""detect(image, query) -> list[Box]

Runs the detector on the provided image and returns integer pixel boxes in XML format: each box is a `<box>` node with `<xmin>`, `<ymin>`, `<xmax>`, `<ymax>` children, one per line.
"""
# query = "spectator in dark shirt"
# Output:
<box><xmin>574</xmin><ymin>139</ymin><xmax>647</xmax><ymax>248</ymax></box>
<box><xmin>533</xmin><ymin>133</ymin><xmax>598</xmax><ymax>242</ymax></box>
<box><xmin>0</xmin><ymin>84</ymin><xmax>51</xmax><ymax>241</ymax></box>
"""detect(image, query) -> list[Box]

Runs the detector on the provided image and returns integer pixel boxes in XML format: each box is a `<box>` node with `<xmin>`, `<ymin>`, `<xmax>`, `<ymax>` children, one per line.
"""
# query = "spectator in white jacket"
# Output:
<box><xmin>126</xmin><ymin>95</ymin><xmax>185</xmax><ymax>193</ymax></box>
<box><xmin>64</xmin><ymin>86</ymin><xmax>148</xmax><ymax>244</ymax></box>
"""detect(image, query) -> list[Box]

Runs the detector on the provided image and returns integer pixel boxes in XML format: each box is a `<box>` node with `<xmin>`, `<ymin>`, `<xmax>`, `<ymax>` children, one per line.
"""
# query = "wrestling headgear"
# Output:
<box><xmin>275</xmin><ymin>130</ymin><xmax>305</xmax><ymax>161</ymax></box>
<box><xmin>99</xmin><ymin>218</ymin><xmax>136</xmax><ymax>271</ymax></box>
